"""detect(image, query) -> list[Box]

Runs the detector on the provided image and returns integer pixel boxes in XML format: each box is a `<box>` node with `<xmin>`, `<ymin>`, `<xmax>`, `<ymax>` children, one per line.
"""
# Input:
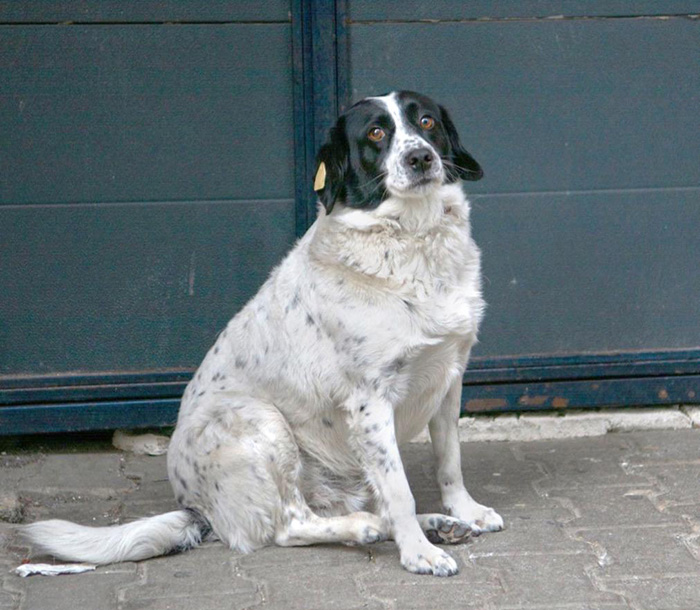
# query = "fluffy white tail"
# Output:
<box><xmin>21</xmin><ymin>510</ymin><xmax>206</xmax><ymax>564</ymax></box>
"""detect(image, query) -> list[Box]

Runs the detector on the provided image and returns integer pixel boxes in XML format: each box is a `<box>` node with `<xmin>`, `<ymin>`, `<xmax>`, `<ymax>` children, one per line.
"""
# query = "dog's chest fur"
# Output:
<box><xmin>180</xmin><ymin>184</ymin><xmax>482</xmax><ymax>470</ymax></box>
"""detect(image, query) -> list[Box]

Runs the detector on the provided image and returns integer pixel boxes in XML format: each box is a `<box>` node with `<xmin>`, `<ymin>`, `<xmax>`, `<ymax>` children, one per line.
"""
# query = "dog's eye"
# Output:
<box><xmin>368</xmin><ymin>127</ymin><xmax>386</xmax><ymax>142</ymax></box>
<box><xmin>420</xmin><ymin>116</ymin><xmax>435</xmax><ymax>130</ymax></box>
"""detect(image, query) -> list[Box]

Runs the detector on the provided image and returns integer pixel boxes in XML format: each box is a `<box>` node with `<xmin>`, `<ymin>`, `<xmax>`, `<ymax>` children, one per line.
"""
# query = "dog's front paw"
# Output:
<box><xmin>400</xmin><ymin>544</ymin><xmax>459</xmax><ymax>577</ymax></box>
<box><xmin>452</xmin><ymin>503</ymin><xmax>504</xmax><ymax>535</ymax></box>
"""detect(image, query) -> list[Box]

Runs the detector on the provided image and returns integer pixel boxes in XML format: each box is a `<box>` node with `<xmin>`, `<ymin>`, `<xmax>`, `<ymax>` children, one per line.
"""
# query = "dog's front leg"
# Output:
<box><xmin>429</xmin><ymin>379</ymin><xmax>504</xmax><ymax>534</ymax></box>
<box><xmin>348</xmin><ymin>395</ymin><xmax>459</xmax><ymax>577</ymax></box>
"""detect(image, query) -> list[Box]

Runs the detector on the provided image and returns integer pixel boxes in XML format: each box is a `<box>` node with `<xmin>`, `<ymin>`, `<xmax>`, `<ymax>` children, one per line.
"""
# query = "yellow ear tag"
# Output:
<box><xmin>313</xmin><ymin>162</ymin><xmax>327</xmax><ymax>191</ymax></box>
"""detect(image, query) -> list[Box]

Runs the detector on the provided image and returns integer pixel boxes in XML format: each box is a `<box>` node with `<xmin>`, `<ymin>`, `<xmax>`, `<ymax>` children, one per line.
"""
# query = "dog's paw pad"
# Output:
<box><xmin>423</xmin><ymin>515</ymin><xmax>472</xmax><ymax>545</ymax></box>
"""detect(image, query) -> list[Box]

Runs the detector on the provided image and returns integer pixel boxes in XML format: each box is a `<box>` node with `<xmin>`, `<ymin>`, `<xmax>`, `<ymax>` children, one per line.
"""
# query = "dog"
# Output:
<box><xmin>23</xmin><ymin>91</ymin><xmax>503</xmax><ymax>577</ymax></box>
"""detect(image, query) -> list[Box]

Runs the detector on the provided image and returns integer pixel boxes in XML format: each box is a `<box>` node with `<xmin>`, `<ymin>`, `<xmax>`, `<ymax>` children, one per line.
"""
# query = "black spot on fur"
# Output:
<box><xmin>359</xmin><ymin>404</ymin><xmax>366</xmax><ymax>412</ymax></box>
<box><xmin>214</xmin><ymin>346</ymin><xmax>219</xmax><ymax>355</ymax></box>
<box><xmin>306</xmin><ymin>314</ymin><xmax>315</xmax><ymax>326</ymax></box>
<box><xmin>235</xmin><ymin>357</ymin><xmax>247</xmax><ymax>369</ymax></box>
<box><xmin>322</xmin><ymin>417</ymin><xmax>334</xmax><ymax>428</ymax></box>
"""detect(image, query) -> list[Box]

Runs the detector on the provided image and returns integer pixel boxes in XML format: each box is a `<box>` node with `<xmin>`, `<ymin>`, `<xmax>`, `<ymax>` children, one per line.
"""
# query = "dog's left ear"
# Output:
<box><xmin>314</xmin><ymin>121</ymin><xmax>349</xmax><ymax>214</ymax></box>
<box><xmin>439</xmin><ymin>105</ymin><xmax>484</xmax><ymax>182</ymax></box>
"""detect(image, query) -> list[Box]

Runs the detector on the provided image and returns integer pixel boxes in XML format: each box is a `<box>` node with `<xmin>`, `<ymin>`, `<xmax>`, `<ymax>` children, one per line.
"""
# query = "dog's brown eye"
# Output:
<box><xmin>420</xmin><ymin>116</ymin><xmax>435</xmax><ymax>130</ymax></box>
<box><xmin>368</xmin><ymin>127</ymin><xmax>385</xmax><ymax>142</ymax></box>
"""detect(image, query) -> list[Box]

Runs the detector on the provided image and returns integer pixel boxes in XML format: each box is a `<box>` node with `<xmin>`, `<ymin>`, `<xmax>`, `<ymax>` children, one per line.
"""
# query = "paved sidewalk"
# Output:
<box><xmin>1</xmin><ymin>429</ymin><xmax>700</xmax><ymax>610</ymax></box>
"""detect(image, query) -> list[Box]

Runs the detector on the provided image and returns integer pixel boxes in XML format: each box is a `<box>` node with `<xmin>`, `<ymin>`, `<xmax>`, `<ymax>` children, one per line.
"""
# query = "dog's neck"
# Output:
<box><xmin>321</xmin><ymin>182</ymin><xmax>468</xmax><ymax>235</ymax></box>
<box><xmin>306</xmin><ymin>182</ymin><xmax>474</xmax><ymax>286</ymax></box>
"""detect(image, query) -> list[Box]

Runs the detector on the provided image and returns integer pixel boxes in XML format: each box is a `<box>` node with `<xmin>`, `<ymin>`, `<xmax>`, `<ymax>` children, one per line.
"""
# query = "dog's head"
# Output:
<box><xmin>314</xmin><ymin>91</ymin><xmax>483</xmax><ymax>214</ymax></box>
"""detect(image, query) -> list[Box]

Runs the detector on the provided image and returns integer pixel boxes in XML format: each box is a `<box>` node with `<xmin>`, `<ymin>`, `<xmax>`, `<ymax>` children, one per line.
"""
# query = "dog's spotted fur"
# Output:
<box><xmin>22</xmin><ymin>91</ymin><xmax>503</xmax><ymax>577</ymax></box>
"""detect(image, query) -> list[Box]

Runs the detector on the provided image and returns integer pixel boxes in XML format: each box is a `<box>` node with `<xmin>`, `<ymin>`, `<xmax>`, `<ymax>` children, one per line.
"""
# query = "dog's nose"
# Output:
<box><xmin>405</xmin><ymin>147</ymin><xmax>434</xmax><ymax>173</ymax></box>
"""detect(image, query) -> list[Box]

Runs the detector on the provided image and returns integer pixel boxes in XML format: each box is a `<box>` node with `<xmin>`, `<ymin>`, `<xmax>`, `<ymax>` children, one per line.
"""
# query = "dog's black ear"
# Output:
<box><xmin>439</xmin><ymin>105</ymin><xmax>484</xmax><ymax>182</ymax></box>
<box><xmin>314</xmin><ymin>121</ymin><xmax>349</xmax><ymax>214</ymax></box>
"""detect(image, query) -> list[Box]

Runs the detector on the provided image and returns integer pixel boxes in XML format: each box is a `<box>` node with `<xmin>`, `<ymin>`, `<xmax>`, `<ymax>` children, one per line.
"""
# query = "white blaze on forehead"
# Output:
<box><xmin>371</xmin><ymin>92</ymin><xmax>412</xmax><ymax>141</ymax></box>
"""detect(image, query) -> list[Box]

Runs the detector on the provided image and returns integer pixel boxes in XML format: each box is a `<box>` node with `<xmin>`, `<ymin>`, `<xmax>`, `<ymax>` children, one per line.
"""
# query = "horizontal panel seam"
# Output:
<box><xmin>0</xmin><ymin>21</ymin><xmax>291</xmax><ymax>26</ymax></box>
<box><xmin>0</xmin><ymin>198</ymin><xmax>296</xmax><ymax>210</ymax></box>
<box><xmin>470</xmin><ymin>185</ymin><xmax>700</xmax><ymax>200</ymax></box>
<box><xmin>348</xmin><ymin>14</ymin><xmax>700</xmax><ymax>25</ymax></box>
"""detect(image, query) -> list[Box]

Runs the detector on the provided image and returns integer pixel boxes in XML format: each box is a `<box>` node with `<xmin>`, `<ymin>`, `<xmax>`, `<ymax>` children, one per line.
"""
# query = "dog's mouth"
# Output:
<box><xmin>405</xmin><ymin>173</ymin><xmax>443</xmax><ymax>193</ymax></box>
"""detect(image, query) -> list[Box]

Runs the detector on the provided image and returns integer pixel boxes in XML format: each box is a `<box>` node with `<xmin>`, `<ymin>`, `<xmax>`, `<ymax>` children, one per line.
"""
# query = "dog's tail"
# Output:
<box><xmin>20</xmin><ymin>509</ymin><xmax>210</xmax><ymax>565</ymax></box>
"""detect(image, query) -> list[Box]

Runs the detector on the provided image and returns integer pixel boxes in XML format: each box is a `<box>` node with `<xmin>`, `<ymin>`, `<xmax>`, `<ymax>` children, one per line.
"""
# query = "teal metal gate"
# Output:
<box><xmin>1</xmin><ymin>1</ymin><xmax>699</xmax><ymax>434</ymax></box>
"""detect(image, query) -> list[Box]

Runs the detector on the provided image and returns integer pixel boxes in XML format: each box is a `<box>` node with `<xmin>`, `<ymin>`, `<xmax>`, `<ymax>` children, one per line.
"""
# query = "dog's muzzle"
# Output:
<box><xmin>403</xmin><ymin>146</ymin><xmax>442</xmax><ymax>187</ymax></box>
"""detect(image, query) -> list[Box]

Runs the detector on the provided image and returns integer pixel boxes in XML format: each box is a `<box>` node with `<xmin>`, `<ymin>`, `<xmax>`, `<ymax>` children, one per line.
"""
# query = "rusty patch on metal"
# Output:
<box><xmin>658</xmin><ymin>388</ymin><xmax>669</xmax><ymax>400</ymax></box>
<box><xmin>551</xmin><ymin>397</ymin><xmax>569</xmax><ymax>409</ymax></box>
<box><xmin>464</xmin><ymin>398</ymin><xmax>507</xmax><ymax>412</ymax></box>
<box><xmin>518</xmin><ymin>395</ymin><xmax>548</xmax><ymax>407</ymax></box>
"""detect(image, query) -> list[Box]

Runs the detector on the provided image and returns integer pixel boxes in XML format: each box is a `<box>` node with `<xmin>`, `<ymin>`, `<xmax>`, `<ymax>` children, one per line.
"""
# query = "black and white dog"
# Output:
<box><xmin>24</xmin><ymin>91</ymin><xmax>503</xmax><ymax>577</ymax></box>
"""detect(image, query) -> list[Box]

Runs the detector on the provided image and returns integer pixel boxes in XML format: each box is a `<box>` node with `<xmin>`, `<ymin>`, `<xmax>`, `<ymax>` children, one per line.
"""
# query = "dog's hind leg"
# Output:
<box><xmin>274</xmin><ymin>503</ymin><xmax>386</xmax><ymax>547</ymax></box>
<box><xmin>170</xmin><ymin>395</ymin><xmax>386</xmax><ymax>552</ymax></box>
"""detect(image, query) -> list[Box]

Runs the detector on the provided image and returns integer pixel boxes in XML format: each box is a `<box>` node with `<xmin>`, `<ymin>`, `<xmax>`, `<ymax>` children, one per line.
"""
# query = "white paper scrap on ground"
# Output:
<box><xmin>112</xmin><ymin>430</ymin><xmax>169</xmax><ymax>455</ymax></box>
<box><xmin>14</xmin><ymin>563</ymin><xmax>97</xmax><ymax>577</ymax></box>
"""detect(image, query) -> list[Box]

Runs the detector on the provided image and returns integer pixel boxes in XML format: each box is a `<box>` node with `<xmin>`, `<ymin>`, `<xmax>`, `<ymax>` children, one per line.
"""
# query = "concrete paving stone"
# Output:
<box><xmin>546</xmin><ymin>485</ymin><xmax>684</xmax><ymax>528</ymax></box>
<box><xmin>515</xmin><ymin>435</ymin><xmax>652</xmax><ymax>492</ymax></box>
<box><xmin>0</xmin><ymin>532</ymin><xmax>21</xmax><ymax>610</ymax></box>
<box><xmin>237</xmin><ymin>541</ymin><xmax>371</xmax><ymax>570</ymax></box>
<box><xmin>474</xmin><ymin>552</ymin><xmax>622</xmax><ymax>608</ymax></box>
<box><xmin>465</xmin><ymin>507</ymin><xmax>581</xmax><ymax>557</ymax></box>
<box><xmin>2</xmin><ymin>430</ymin><xmax>699</xmax><ymax>610</ymax></box>
<box><xmin>119</xmin><ymin>545</ymin><xmax>261</xmax><ymax>610</ymax></box>
<box><xmin>24</xmin><ymin>497</ymin><xmax>122</xmax><ymax>528</ymax></box>
<box><xmin>403</xmin><ymin>443</ymin><xmax>548</xmax><ymax>511</ymax></box>
<box><xmin>19</xmin><ymin>453</ymin><xmax>134</xmax><ymax>499</ymax></box>
<box><xmin>628</xmin><ymin>464</ymin><xmax>700</xmax><ymax>510</ymax></box>
<box><xmin>0</xmin><ymin>590</ymin><xmax>18</xmax><ymax>609</ymax></box>
<box><xmin>0</xmin><ymin>454</ymin><xmax>45</xmax><ymax>492</ymax></box>
<box><xmin>120</xmin><ymin>499</ymin><xmax>180</xmax><ymax>522</ymax></box>
<box><xmin>18</xmin><ymin>565</ymin><xmax>138</xmax><ymax>610</ymax></box>
<box><xmin>119</xmin><ymin>454</ymin><xmax>179</xmax><ymax>518</ymax></box>
<box><xmin>355</xmin><ymin>542</ymin><xmax>500</xmax><ymax>610</ymax></box>
<box><xmin>572</xmin><ymin>524</ymin><xmax>698</xmax><ymax>579</ymax></box>
<box><xmin>489</xmin><ymin>602</ymin><xmax>630</xmax><ymax>610</ymax></box>
<box><xmin>624</xmin><ymin>429</ymin><xmax>700</xmax><ymax>465</ymax></box>
<box><xmin>241</xmin><ymin>544</ymin><xmax>386</xmax><ymax>610</ymax></box>
<box><xmin>121</xmin><ymin>454</ymin><xmax>169</xmax><ymax>486</ymax></box>
<box><xmin>600</xmin><ymin>574</ymin><xmax>700</xmax><ymax>610</ymax></box>
<box><xmin>0</xmin><ymin>494</ymin><xmax>23</xmax><ymax>525</ymax></box>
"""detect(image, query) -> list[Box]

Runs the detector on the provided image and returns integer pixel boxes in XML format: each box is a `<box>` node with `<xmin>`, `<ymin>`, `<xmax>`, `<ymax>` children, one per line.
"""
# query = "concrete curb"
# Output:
<box><xmin>411</xmin><ymin>406</ymin><xmax>699</xmax><ymax>443</ymax></box>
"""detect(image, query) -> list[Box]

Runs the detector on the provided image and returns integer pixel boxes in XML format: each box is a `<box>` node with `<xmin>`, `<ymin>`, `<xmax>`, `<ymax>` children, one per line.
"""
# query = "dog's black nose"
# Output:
<box><xmin>405</xmin><ymin>148</ymin><xmax>434</xmax><ymax>173</ymax></box>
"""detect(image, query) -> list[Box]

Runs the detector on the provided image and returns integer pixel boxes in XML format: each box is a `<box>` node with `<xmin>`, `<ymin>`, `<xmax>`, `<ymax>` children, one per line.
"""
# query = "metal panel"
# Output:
<box><xmin>347</xmin><ymin>7</ymin><xmax>700</xmax><ymax>411</ymax></box>
<box><xmin>472</xmin><ymin>189</ymin><xmax>700</xmax><ymax>358</ymax></box>
<box><xmin>0</xmin><ymin>199</ymin><xmax>295</xmax><ymax>375</ymax></box>
<box><xmin>349</xmin><ymin>18</ymin><xmax>700</xmax><ymax>194</ymax></box>
<box><xmin>0</xmin><ymin>24</ymin><xmax>294</xmax><ymax>204</ymax></box>
<box><xmin>0</xmin><ymin>7</ymin><xmax>299</xmax><ymax>434</ymax></box>
<box><xmin>0</xmin><ymin>2</ymin><xmax>290</xmax><ymax>23</ymax></box>
<box><xmin>350</xmin><ymin>1</ymin><xmax>700</xmax><ymax>21</ymax></box>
